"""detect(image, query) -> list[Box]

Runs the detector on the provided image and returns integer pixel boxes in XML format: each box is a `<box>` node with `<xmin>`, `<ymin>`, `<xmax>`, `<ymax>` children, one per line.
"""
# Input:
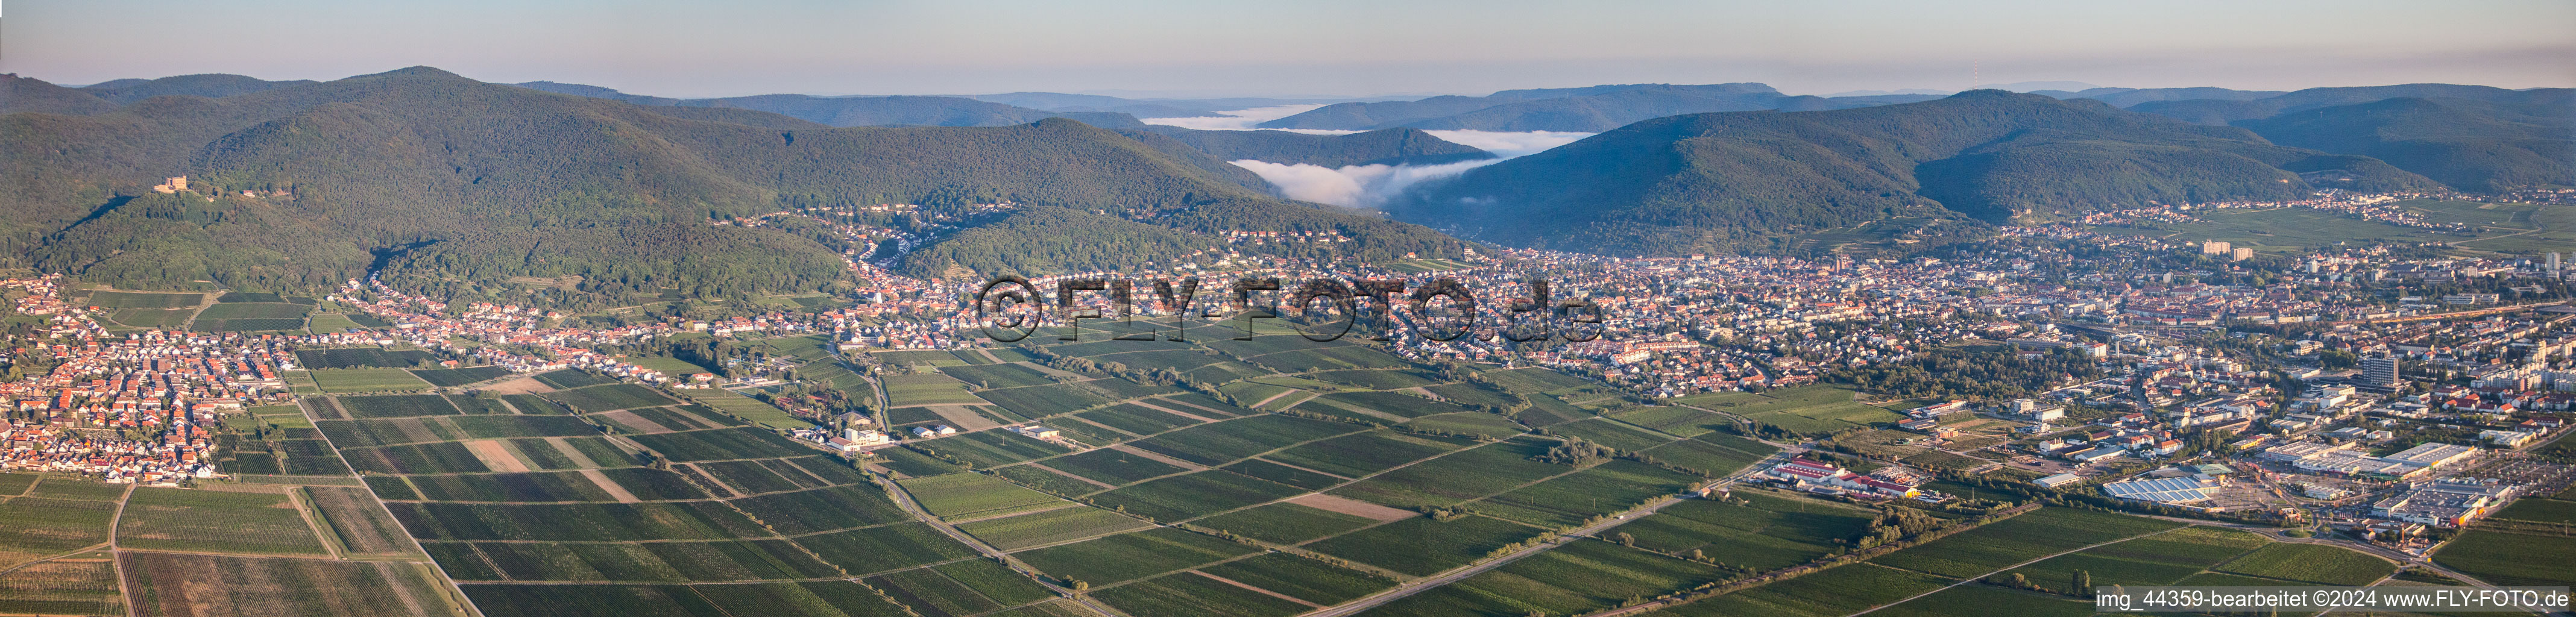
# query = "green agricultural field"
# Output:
<box><xmin>793</xmin><ymin>522</ymin><xmax>974</xmax><ymax>575</ymax></box>
<box><xmin>1304</xmin><ymin>369</ymin><xmax>1441</xmax><ymax>389</ymax></box>
<box><xmin>1085</xmin><ymin>471</ymin><xmax>1306</xmax><ymax>521</ymax></box>
<box><xmin>244</xmin><ymin>404</ymin><xmax>316</xmax><ymax>428</ymax></box>
<box><xmin>339</xmin><ymin>442</ymin><xmax>496</xmax><ymax>474</ymax></box>
<box><xmin>1642</xmin><ymin>432</ymin><xmax>1777</xmax><ymax>476</ymax></box>
<box><xmin>1481</xmin><ymin>367</ymin><xmax>1593</xmax><ymax>393</ymax></box>
<box><xmin>1073</xmin><ymin>404</ymin><xmax>1202</xmax><ymax>436</ymax></box>
<box><xmin>1219</xmin><ymin>459</ymin><xmax>1343</xmax><ymax>490</ymax></box>
<box><xmin>390</xmin><ymin>500</ymin><xmax>770</xmax><ymax>542</ymax></box>
<box><xmin>411</xmin><ymin>365</ymin><xmax>512</xmax><ymax>387</ymax></box>
<box><xmin>627</xmin><ymin>355</ymin><xmax>712</xmax><ymax>375</ymax></box>
<box><xmin>306</xmin><ymin>313</ymin><xmax>364</xmax><ymax>333</ymax></box>
<box><xmin>1868</xmin><ymin>584</ymin><xmax>2096</xmax><ymax>617</ymax></box>
<box><xmin>0</xmin><ymin>498</ymin><xmax>117</xmax><ymax>567</ymax></box>
<box><xmin>456</xmin><ymin>539</ymin><xmax>842</xmax><ymax>582</ymax></box>
<box><xmin>931</xmin><ymin>558</ymin><xmax>1056</xmax><ymax>606</ymax></box>
<box><xmin>1868</xmin><ymin>507</ymin><xmax>2183</xmax><ymax>579</ymax></box>
<box><xmin>1328</xmin><ymin>440</ymin><xmax>1575</xmax><ymax>508</ymax></box>
<box><xmin>863</xmin><ymin>567</ymin><xmax>1014</xmax><ymax>616</ymax></box>
<box><xmin>1193</xmin><ymin>502</ymin><xmax>1378</xmax><ymax>545</ymax></box>
<box><xmin>1265</xmin><ymin>430</ymin><xmax>1473</xmax><ymax>478</ymax></box>
<box><xmin>531</xmin><ymin>369</ymin><xmax>617</xmax><ymax>389</ymax></box>
<box><xmin>1020</xmin><ymin>447</ymin><xmax>1187</xmax><ymax>486</ymax></box>
<box><xmin>898</xmin><ymin>472</ymin><xmax>1066</xmax><ymax>521</ymax></box>
<box><xmin>122</xmin><ymin>553</ymin><xmax>460</xmax><ymax>617</ymax></box>
<box><xmin>1399</xmin><ymin>412</ymin><xmax>1526</xmax><ymax>437</ymax></box>
<box><xmin>1093</xmin><ymin>571</ymin><xmax>1311</xmax><ymax>617</ymax></box>
<box><xmin>83</xmin><ymin>290</ymin><xmax>203</xmax><ymax>308</ymax></box>
<box><xmin>1606</xmin><ymin>491</ymin><xmax>1874</xmax><ymax>572</ymax></box>
<box><xmin>1201</xmin><ymin>552</ymin><xmax>1393</xmax><ymax>605</ymax></box>
<box><xmin>296</xmin><ymin>347</ymin><xmax>439</xmax><ymax>369</ymax></box>
<box><xmin>543</xmin><ymin>383</ymin><xmax>681</xmax><ymax>412</ymax></box>
<box><xmin>1302</xmin><ymin>390</ymin><xmax>1475</xmax><ymax>421</ymax></box>
<box><xmin>1010</xmin><ymin>527</ymin><xmax>1257</xmax><ymax>586</ymax></box>
<box><xmin>0</xmin><ymin>557</ymin><xmax>124</xmax><ymax>616</ymax></box>
<box><xmin>731</xmin><ymin>486</ymin><xmax>922</xmax><ymax>534</ymax></box>
<box><xmin>1124</xmin><ymin>413</ymin><xmax>1365</xmax><ymax>467</ymax></box>
<box><xmin>624</xmin><ymin>427</ymin><xmax>811</xmax><ymax>462</ymax></box>
<box><xmin>461</xmin><ymin>581</ymin><xmax>907</xmax><ymax>617</ymax></box>
<box><xmin>940</xmin><ymin>363</ymin><xmax>1059</xmax><ymax>389</ymax></box>
<box><xmin>195</xmin><ymin>302</ymin><xmax>311</xmax><ymax>319</ymax></box>
<box><xmin>303</xmin><ymin>486</ymin><xmax>422</xmax><ymax>557</ymax></box>
<box><xmin>1372</xmin><ymin>539</ymin><xmax>1728</xmax><ymax>617</ymax></box>
<box><xmin>1645</xmin><ymin>562</ymin><xmax>1953</xmax><ymax>617</ymax></box>
<box><xmin>116</xmin><ymin>487</ymin><xmax>329</xmax><ymax>556</ymax></box>
<box><xmin>336</xmin><ymin>394</ymin><xmax>465</xmax><ymax>418</ymax></box>
<box><xmin>403</xmin><ymin>471</ymin><xmax>626</xmax><ymax>503</ymax></box>
<box><xmin>2003</xmin><ymin>525</ymin><xmax>2273</xmax><ymax>593</ymax></box>
<box><xmin>1218</xmin><ymin>381</ymin><xmax>1294</xmax><ymax>409</ymax></box>
<box><xmin>1672</xmin><ymin>384</ymin><xmax>1901</xmax><ymax>436</ymax></box>
<box><xmin>316</xmin><ymin>417</ymin><xmax>466</xmax><ymax>447</ymax></box>
<box><xmin>2489</xmin><ymin>497</ymin><xmax>2576</xmax><ymax>524</ymax></box>
<box><xmin>107</xmin><ymin>307</ymin><xmax>195</xmax><ymax>329</ymax></box>
<box><xmin>312</xmin><ymin>368</ymin><xmax>433</xmax><ymax>393</ymax></box>
<box><xmin>883</xmin><ymin>373</ymin><xmax>987</xmax><ymax>407</ymax></box>
<box><xmin>191</xmin><ymin>302</ymin><xmax>314</xmax><ymax>334</ymax></box>
<box><xmin>956</xmin><ymin>506</ymin><xmax>1152</xmax><ymax>551</ymax></box>
<box><xmin>875</xmin><ymin>349</ymin><xmax>969</xmax><ymax>367</ymax></box>
<box><xmin>1608</xmin><ymin>406</ymin><xmax>1726</xmax><ymax>437</ymax></box>
<box><xmin>1308</xmin><ymin>515</ymin><xmax>1545</xmax><ymax>576</ymax></box>
<box><xmin>694</xmin><ymin>459</ymin><xmax>823</xmax><ymax>494</ymax></box>
<box><xmin>2434</xmin><ymin>530</ymin><xmax>2576</xmax><ymax>587</ymax></box>
<box><xmin>872</xmin><ymin>446</ymin><xmax>969</xmax><ymax>478</ymax></box>
<box><xmin>1546</xmin><ymin>418</ymin><xmax>1678</xmax><ymax>451</ymax></box>
<box><xmin>2212</xmin><ymin>542</ymin><xmax>2397</xmax><ymax>586</ymax></box>
<box><xmin>1473</xmin><ymin>460</ymin><xmax>1699</xmax><ymax>527</ymax></box>
<box><xmin>909</xmin><ymin>430</ymin><xmax>1067</xmax><ymax>468</ymax></box>
<box><xmin>675</xmin><ymin>389</ymin><xmax>808</xmax><ymax>430</ymax></box>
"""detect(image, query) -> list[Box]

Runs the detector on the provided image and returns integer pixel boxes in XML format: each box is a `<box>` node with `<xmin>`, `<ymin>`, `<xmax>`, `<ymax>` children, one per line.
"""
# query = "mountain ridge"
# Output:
<box><xmin>1392</xmin><ymin>90</ymin><xmax>2440</xmax><ymax>257</ymax></box>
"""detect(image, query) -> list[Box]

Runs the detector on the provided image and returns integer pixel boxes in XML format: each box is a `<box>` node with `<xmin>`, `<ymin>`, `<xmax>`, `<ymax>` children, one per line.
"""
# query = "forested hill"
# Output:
<box><xmin>511</xmin><ymin>81</ymin><xmax>1148</xmax><ymax>128</ymax></box>
<box><xmin>2124</xmin><ymin>86</ymin><xmax>2575</xmax><ymax>192</ymax></box>
<box><xmin>1393</xmin><ymin>90</ymin><xmax>2440</xmax><ymax>257</ymax></box>
<box><xmin>1126</xmin><ymin>127</ymin><xmax>1495</xmax><ymax>168</ymax></box>
<box><xmin>1</xmin><ymin>66</ymin><xmax>1461</xmax><ymax>299</ymax></box>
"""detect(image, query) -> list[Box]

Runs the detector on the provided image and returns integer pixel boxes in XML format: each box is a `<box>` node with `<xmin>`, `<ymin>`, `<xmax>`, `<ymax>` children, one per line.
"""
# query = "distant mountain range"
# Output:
<box><xmin>2</xmin><ymin>67</ymin><xmax>2565</xmax><ymax>294</ymax></box>
<box><xmin>0</xmin><ymin>67</ymin><xmax>1460</xmax><ymax>299</ymax></box>
<box><xmin>1393</xmin><ymin>90</ymin><xmax>2449</xmax><ymax>257</ymax></box>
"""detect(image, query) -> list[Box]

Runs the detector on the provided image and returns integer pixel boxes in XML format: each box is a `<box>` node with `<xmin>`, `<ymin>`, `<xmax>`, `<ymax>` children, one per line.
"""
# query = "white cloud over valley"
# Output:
<box><xmin>1229</xmin><ymin>158</ymin><xmax>1504</xmax><ymax>208</ymax></box>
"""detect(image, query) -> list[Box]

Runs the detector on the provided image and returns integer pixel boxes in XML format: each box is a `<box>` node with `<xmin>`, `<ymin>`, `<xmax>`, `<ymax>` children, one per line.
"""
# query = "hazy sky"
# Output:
<box><xmin>6</xmin><ymin>0</ymin><xmax>2571</xmax><ymax>98</ymax></box>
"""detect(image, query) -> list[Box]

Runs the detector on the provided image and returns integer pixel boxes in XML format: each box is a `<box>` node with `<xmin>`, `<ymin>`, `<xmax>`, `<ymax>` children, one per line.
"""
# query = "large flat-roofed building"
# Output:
<box><xmin>2101</xmin><ymin>475</ymin><xmax>2223</xmax><ymax>505</ymax></box>
<box><xmin>2380</xmin><ymin>442</ymin><xmax>2479</xmax><ymax>469</ymax></box>
<box><xmin>2373</xmin><ymin>480</ymin><xmax>2513</xmax><ymax>527</ymax></box>
<box><xmin>2260</xmin><ymin>440</ymin><xmax>2355</xmax><ymax>462</ymax></box>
